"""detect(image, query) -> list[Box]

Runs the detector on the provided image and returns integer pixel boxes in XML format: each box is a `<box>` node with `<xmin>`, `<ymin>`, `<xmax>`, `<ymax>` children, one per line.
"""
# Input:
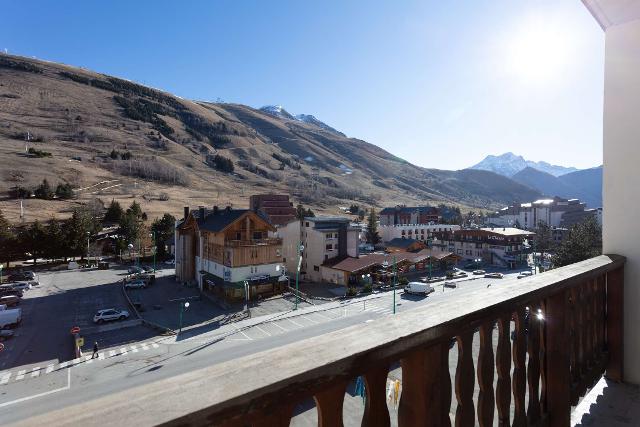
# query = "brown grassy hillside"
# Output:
<box><xmin>0</xmin><ymin>54</ymin><xmax>540</xmax><ymax>223</ymax></box>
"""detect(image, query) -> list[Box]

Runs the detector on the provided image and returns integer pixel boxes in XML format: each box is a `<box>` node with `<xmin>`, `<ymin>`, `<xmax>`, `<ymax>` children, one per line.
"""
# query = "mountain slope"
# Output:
<box><xmin>511</xmin><ymin>166</ymin><xmax>602</xmax><ymax>207</ymax></box>
<box><xmin>471</xmin><ymin>152</ymin><xmax>579</xmax><ymax>177</ymax></box>
<box><xmin>0</xmin><ymin>54</ymin><xmax>540</xmax><ymax>222</ymax></box>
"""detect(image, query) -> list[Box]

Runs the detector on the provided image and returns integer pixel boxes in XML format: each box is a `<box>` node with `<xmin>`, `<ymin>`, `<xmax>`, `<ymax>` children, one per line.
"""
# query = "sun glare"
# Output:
<box><xmin>506</xmin><ymin>18</ymin><xmax>573</xmax><ymax>85</ymax></box>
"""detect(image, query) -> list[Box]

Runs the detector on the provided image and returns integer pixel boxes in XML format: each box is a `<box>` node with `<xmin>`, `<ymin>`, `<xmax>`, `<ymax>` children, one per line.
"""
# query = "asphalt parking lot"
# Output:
<box><xmin>0</xmin><ymin>264</ymin><xmax>165</xmax><ymax>372</ymax></box>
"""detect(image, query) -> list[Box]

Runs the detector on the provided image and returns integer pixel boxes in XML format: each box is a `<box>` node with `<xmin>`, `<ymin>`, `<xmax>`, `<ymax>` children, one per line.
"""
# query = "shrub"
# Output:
<box><xmin>398</xmin><ymin>277</ymin><xmax>409</xmax><ymax>286</ymax></box>
<box><xmin>207</xmin><ymin>154</ymin><xmax>234</xmax><ymax>173</ymax></box>
<box><xmin>34</xmin><ymin>179</ymin><xmax>54</xmax><ymax>200</ymax></box>
<box><xmin>8</xmin><ymin>186</ymin><xmax>31</xmax><ymax>199</ymax></box>
<box><xmin>55</xmin><ymin>183</ymin><xmax>75</xmax><ymax>200</ymax></box>
<box><xmin>28</xmin><ymin>147</ymin><xmax>52</xmax><ymax>157</ymax></box>
<box><xmin>362</xmin><ymin>283</ymin><xmax>372</xmax><ymax>293</ymax></box>
<box><xmin>346</xmin><ymin>286</ymin><xmax>357</xmax><ymax>297</ymax></box>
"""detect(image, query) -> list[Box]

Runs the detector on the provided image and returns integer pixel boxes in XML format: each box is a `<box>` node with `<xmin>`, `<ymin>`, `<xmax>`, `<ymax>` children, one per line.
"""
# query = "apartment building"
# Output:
<box><xmin>175</xmin><ymin>205</ymin><xmax>285</xmax><ymax>301</ymax></box>
<box><xmin>431</xmin><ymin>227</ymin><xmax>533</xmax><ymax>268</ymax></box>
<box><xmin>380</xmin><ymin>223</ymin><xmax>460</xmax><ymax>243</ymax></box>
<box><xmin>279</xmin><ymin>216</ymin><xmax>359</xmax><ymax>283</ymax></box>
<box><xmin>488</xmin><ymin>197</ymin><xmax>592</xmax><ymax>229</ymax></box>
<box><xmin>379</xmin><ymin>205</ymin><xmax>441</xmax><ymax>225</ymax></box>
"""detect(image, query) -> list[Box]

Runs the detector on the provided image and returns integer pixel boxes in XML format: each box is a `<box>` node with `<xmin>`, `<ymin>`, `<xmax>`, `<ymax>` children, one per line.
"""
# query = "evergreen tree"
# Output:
<box><xmin>0</xmin><ymin>209</ymin><xmax>17</xmax><ymax>266</ymax></box>
<box><xmin>127</xmin><ymin>200</ymin><xmax>143</xmax><ymax>219</ymax></box>
<box><xmin>104</xmin><ymin>199</ymin><xmax>124</xmax><ymax>223</ymax></box>
<box><xmin>19</xmin><ymin>220</ymin><xmax>46</xmax><ymax>264</ymax></box>
<box><xmin>552</xmin><ymin>216</ymin><xmax>602</xmax><ymax>268</ymax></box>
<box><xmin>119</xmin><ymin>211</ymin><xmax>143</xmax><ymax>244</ymax></box>
<box><xmin>34</xmin><ymin>179</ymin><xmax>54</xmax><ymax>200</ymax></box>
<box><xmin>151</xmin><ymin>213</ymin><xmax>176</xmax><ymax>258</ymax></box>
<box><xmin>43</xmin><ymin>217</ymin><xmax>65</xmax><ymax>260</ymax></box>
<box><xmin>533</xmin><ymin>220</ymin><xmax>554</xmax><ymax>259</ymax></box>
<box><xmin>296</xmin><ymin>204</ymin><xmax>314</xmax><ymax>221</ymax></box>
<box><xmin>366</xmin><ymin>207</ymin><xmax>381</xmax><ymax>245</ymax></box>
<box><xmin>55</xmin><ymin>182</ymin><xmax>75</xmax><ymax>200</ymax></box>
<box><xmin>65</xmin><ymin>208</ymin><xmax>98</xmax><ymax>257</ymax></box>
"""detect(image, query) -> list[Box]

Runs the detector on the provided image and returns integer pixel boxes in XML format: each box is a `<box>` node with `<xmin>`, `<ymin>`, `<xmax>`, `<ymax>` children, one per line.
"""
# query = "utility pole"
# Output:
<box><xmin>86</xmin><ymin>232</ymin><xmax>90</xmax><ymax>264</ymax></box>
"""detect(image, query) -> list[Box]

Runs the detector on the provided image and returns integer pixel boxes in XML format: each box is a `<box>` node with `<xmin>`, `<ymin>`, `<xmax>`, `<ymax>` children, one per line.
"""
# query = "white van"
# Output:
<box><xmin>404</xmin><ymin>282</ymin><xmax>435</xmax><ymax>296</ymax></box>
<box><xmin>0</xmin><ymin>308</ymin><xmax>22</xmax><ymax>328</ymax></box>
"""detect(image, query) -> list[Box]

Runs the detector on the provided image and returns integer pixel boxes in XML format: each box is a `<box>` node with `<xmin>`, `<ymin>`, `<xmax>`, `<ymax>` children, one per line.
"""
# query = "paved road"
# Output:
<box><xmin>0</xmin><ymin>268</ymin><xmax>528</xmax><ymax>425</ymax></box>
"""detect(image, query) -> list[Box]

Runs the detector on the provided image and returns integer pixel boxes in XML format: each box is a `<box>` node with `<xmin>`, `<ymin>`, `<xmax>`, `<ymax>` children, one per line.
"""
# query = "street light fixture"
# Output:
<box><xmin>294</xmin><ymin>243</ymin><xmax>303</xmax><ymax>310</ymax></box>
<box><xmin>150</xmin><ymin>231</ymin><xmax>156</xmax><ymax>272</ymax></box>
<box><xmin>86</xmin><ymin>231</ymin><xmax>90</xmax><ymax>266</ymax></box>
<box><xmin>178</xmin><ymin>301</ymin><xmax>190</xmax><ymax>333</ymax></box>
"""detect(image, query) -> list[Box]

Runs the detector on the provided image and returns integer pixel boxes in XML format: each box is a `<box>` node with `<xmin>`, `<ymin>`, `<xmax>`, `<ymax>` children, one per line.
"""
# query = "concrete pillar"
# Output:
<box><xmin>595</xmin><ymin>8</ymin><xmax>640</xmax><ymax>383</ymax></box>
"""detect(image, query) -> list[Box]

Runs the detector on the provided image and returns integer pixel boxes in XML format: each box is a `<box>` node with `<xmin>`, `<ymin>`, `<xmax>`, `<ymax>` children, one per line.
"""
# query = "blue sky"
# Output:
<box><xmin>1</xmin><ymin>0</ymin><xmax>604</xmax><ymax>170</ymax></box>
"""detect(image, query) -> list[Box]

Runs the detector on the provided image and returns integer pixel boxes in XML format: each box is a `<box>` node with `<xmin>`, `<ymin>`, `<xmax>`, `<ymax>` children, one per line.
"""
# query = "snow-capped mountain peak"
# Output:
<box><xmin>470</xmin><ymin>152</ymin><xmax>579</xmax><ymax>177</ymax></box>
<box><xmin>259</xmin><ymin>105</ymin><xmax>345</xmax><ymax>136</ymax></box>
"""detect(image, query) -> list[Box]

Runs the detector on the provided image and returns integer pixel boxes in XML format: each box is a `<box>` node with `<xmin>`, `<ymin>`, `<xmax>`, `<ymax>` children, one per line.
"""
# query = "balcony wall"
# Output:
<box><xmin>24</xmin><ymin>254</ymin><xmax>625</xmax><ymax>426</ymax></box>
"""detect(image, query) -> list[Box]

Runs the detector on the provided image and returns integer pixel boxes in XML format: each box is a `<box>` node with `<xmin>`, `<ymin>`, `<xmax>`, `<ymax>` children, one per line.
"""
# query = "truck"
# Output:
<box><xmin>404</xmin><ymin>282</ymin><xmax>435</xmax><ymax>296</ymax></box>
<box><xmin>0</xmin><ymin>308</ymin><xmax>22</xmax><ymax>328</ymax></box>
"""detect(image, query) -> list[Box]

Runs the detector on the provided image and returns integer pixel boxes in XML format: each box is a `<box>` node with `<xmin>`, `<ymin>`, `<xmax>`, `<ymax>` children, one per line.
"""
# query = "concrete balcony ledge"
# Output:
<box><xmin>572</xmin><ymin>377</ymin><xmax>640</xmax><ymax>426</ymax></box>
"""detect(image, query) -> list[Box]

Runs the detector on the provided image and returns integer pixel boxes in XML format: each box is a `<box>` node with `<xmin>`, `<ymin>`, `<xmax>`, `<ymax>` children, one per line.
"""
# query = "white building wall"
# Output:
<box><xmin>601</xmin><ymin>15</ymin><xmax>640</xmax><ymax>383</ymax></box>
<box><xmin>380</xmin><ymin>224</ymin><xmax>460</xmax><ymax>243</ymax></box>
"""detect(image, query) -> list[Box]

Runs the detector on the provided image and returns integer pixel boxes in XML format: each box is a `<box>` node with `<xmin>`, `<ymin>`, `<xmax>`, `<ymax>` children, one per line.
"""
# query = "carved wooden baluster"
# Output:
<box><xmin>584</xmin><ymin>280</ymin><xmax>594</xmax><ymax>379</ymax></box>
<box><xmin>477</xmin><ymin>322</ymin><xmax>494</xmax><ymax>427</ymax></box>
<box><xmin>455</xmin><ymin>331</ymin><xmax>475</xmax><ymax>427</ymax></box>
<box><xmin>495</xmin><ymin>316</ymin><xmax>511</xmax><ymax>427</ymax></box>
<box><xmin>606</xmin><ymin>266</ymin><xmax>624</xmax><ymax>382</ymax></box>
<box><xmin>568</xmin><ymin>286</ymin><xmax>579</xmax><ymax>403</ymax></box>
<box><xmin>576</xmin><ymin>284</ymin><xmax>586</xmax><ymax>397</ymax></box>
<box><xmin>546</xmin><ymin>290</ymin><xmax>571</xmax><ymax>427</ymax></box>
<box><xmin>362</xmin><ymin>365</ymin><xmax>390</xmax><ymax>427</ymax></box>
<box><xmin>539</xmin><ymin>300</ymin><xmax>548</xmax><ymax>416</ymax></box>
<box><xmin>398</xmin><ymin>343</ymin><xmax>451</xmax><ymax>427</ymax></box>
<box><xmin>314</xmin><ymin>380</ymin><xmax>348</xmax><ymax>427</ymax></box>
<box><xmin>595</xmin><ymin>276</ymin><xmax>606</xmax><ymax>360</ymax></box>
<box><xmin>512</xmin><ymin>308</ymin><xmax>527</xmax><ymax>427</ymax></box>
<box><xmin>527</xmin><ymin>303</ymin><xmax>542</xmax><ymax>425</ymax></box>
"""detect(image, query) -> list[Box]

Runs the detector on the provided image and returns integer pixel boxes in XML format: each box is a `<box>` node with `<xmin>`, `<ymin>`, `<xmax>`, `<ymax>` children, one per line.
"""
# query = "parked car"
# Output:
<box><xmin>404</xmin><ymin>282</ymin><xmax>435</xmax><ymax>296</ymax></box>
<box><xmin>141</xmin><ymin>265</ymin><xmax>155</xmax><ymax>273</ymax></box>
<box><xmin>484</xmin><ymin>272</ymin><xmax>504</xmax><ymax>279</ymax></box>
<box><xmin>124</xmin><ymin>280</ymin><xmax>146</xmax><ymax>289</ymax></box>
<box><xmin>164</xmin><ymin>258</ymin><xmax>175</xmax><ymax>265</ymax></box>
<box><xmin>0</xmin><ymin>288</ymin><xmax>23</xmax><ymax>298</ymax></box>
<box><xmin>444</xmin><ymin>281</ymin><xmax>457</xmax><ymax>288</ymax></box>
<box><xmin>472</xmin><ymin>270</ymin><xmax>486</xmax><ymax>275</ymax></box>
<box><xmin>8</xmin><ymin>282</ymin><xmax>31</xmax><ymax>291</ymax></box>
<box><xmin>517</xmin><ymin>271</ymin><xmax>534</xmax><ymax>279</ymax></box>
<box><xmin>93</xmin><ymin>308</ymin><xmax>130</xmax><ymax>324</ymax></box>
<box><xmin>0</xmin><ymin>308</ymin><xmax>22</xmax><ymax>328</ymax></box>
<box><xmin>128</xmin><ymin>266</ymin><xmax>144</xmax><ymax>274</ymax></box>
<box><xmin>8</xmin><ymin>271</ymin><xmax>35</xmax><ymax>282</ymax></box>
<box><xmin>0</xmin><ymin>329</ymin><xmax>14</xmax><ymax>341</ymax></box>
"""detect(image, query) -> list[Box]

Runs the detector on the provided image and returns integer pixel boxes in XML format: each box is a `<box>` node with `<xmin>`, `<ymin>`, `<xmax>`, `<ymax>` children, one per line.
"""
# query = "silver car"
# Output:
<box><xmin>93</xmin><ymin>308</ymin><xmax>130</xmax><ymax>324</ymax></box>
<box><xmin>124</xmin><ymin>280</ymin><xmax>146</xmax><ymax>289</ymax></box>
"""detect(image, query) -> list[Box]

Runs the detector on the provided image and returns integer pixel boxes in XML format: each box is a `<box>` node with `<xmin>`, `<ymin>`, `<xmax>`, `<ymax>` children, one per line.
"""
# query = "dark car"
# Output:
<box><xmin>8</xmin><ymin>271</ymin><xmax>35</xmax><ymax>282</ymax></box>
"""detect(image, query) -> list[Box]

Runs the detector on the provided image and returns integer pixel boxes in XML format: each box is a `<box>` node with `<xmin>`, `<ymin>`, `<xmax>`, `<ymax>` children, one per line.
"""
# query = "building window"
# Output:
<box><xmin>314</xmin><ymin>265</ymin><xmax>319</xmax><ymax>272</ymax></box>
<box><xmin>253</xmin><ymin>231</ymin><xmax>262</xmax><ymax>240</ymax></box>
<box><xmin>326</xmin><ymin>244</ymin><xmax>333</xmax><ymax>250</ymax></box>
<box><xmin>305</xmin><ymin>222</ymin><xmax>310</xmax><ymax>227</ymax></box>
<box><xmin>236</xmin><ymin>232</ymin><xmax>241</xmax><ymax>240</ymax></box>
<box><xmin>457</xmin><ymin>249</ymin><xmax>463</xmax><ymax>255</ymax></box>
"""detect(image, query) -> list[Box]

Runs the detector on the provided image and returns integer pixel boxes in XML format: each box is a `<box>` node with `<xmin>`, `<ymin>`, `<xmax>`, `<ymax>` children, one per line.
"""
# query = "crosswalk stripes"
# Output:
<box><xmin>0</xmin><ymin>373</ymin><xmax>11</xmax><ymax>385</ymax></box>
<box><xmin>0</xmin><ymin>340</ymin><xmax>165</xmax><ymax>386</ymax></box>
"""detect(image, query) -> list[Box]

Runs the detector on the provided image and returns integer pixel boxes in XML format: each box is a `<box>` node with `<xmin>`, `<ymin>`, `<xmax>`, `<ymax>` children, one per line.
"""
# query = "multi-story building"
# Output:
<box><xmin>431</xmin><ymin>227</ymin><xmax>533</xmax><ymax>268</ymax></box>
<box><xmin>175</xmin><ymin>205</ymin><xmax>285</xmax><ymax>301</ymax></box>
<box><xmin>379</xmin><ymin>206</ymin><xmax>441</xmax><ymax>225</ymax></box>
<box><xmin>380</xmin><ymin>223</ymin><xmax>460</xmax><ymax>243</ymax></box>
<box><xmin>249</xmin><ymin>194</ymin><xmax>297</xmax><ymax>227</ymax></box>
<box><xmin>488</xmin><ymin>197</ymin><xmax>590</xmax><ymax>229</ymax></box>
<box><xmin>561</xmin><ymin>207</ymin><xmax>603</xmax><ymax>228</ymax></box>
<box><xmin>279</xmin><ymin>216</ymin><xmax>359</xmax><ymax>283</ymax></box>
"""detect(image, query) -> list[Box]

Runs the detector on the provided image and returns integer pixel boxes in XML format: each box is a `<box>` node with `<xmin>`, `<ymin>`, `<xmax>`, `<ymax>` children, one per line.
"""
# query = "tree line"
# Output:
<box><xmin>0</xmin><ymin>199</ymin><xmax>176</xmax><ymax>267</ymax></box>
<box><xmin>9</xmin><ymin>179</ymin><xmax>74</xmax><ymax>200</ymax></box>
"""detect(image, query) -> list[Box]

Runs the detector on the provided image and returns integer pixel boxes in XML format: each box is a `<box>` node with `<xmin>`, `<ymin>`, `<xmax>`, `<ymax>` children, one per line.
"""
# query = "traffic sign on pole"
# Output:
<box><xmin>70</xmin><ymin>326</ymin><xmax>80</xmax><ymax>334</ymax></box>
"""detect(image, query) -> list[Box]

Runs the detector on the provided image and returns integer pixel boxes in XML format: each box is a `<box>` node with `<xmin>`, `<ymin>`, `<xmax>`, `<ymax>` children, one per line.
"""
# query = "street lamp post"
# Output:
<box><xmin>86</xmin><ymin>232</ymin><xmax>90</xmax><ymax>266</ymax></box>
<box><xmin>178</xmin><ymin>301</ymin><xmax>190</xmax><ymax>333</ymax></box>
<box><xmin>294</xmin><ymin>243</ymin><xmax>303</xmax><ymax>310</ymax></box>
<box><xmin>150</xmin><ymin>231</ymin><xmax>156</xmax><ymax>272</ymax></box>
<box><xmin>0</xmin><ymin>265</ymin><xmax>3</xmax><ymax>285</ymax></box>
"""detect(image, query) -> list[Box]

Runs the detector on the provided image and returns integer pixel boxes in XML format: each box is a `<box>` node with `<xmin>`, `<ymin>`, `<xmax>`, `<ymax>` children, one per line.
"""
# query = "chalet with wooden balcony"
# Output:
<box><xmin>175</xmin><ymin>205</ymin><xmax>286</xmax><ymax>301</ymax></box>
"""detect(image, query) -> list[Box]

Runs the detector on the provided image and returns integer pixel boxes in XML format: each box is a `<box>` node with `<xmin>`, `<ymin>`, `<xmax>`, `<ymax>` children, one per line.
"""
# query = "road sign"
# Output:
<box><xmin>70</xmin><ymin>326</ymin><xmax>80</xmax><ymax>334</ymax></box>
<box><xmin>76</xmin><ymin>337</ymin><xmax>84</xmax><ymax>347</ymax></box>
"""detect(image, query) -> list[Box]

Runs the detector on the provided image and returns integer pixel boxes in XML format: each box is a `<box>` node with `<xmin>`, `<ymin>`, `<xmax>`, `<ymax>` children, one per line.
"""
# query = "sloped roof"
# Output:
<box><xmin>386</xmin><ymin>238</ymin><xmax>425</xmax><ymax>249</ymax></box>
<box><xmin>379</xmin><ymin>206</ymin><xmax>439</xmax><ymax>215</ymax></box>
<box><xmin>178</xmin><ymin>208</ymin><xmax>274</xmax><ymax>232</ymax></box>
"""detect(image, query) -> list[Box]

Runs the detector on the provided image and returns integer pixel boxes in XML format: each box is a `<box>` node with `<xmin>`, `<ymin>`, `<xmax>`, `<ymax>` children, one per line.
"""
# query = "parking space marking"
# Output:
<box><xmin>130</xmin><ymin>345</ymin><xmax>139</xmax><ymax>353</ymax></box>
<box><xmin>120</xmin><ymin>347</ymin><xmax>128</xmax><ymax>355</ymax></box>
<box><xmin>0</xmin><ymin>373</ymin><xmax>11</xmax><ymax>384</ymax></box>
<box><xmin>270</xmin><ymin>321</ymin><xmax>288</xmax><ymax>332</ymax></box>
<box><xmin>45</xmin><ymin>364</ymin><xmax>54</xmax><ymax>374</ymax></box>
<box><xmin>240</xmin><ymin>330</ymin><xmax>252</xmax><ymax>340</ymax></box>
<box><xmin>309</xmin><ymin>312</ymin><xmax>331</xmax><ymax>321</ymax></box>
<box><xmin>30</xmin><ymin>367</ymin><xmax>40</xmax><ymax>378</ymax></box>
<box><xmin>284</xmin><ymin>318</ymin><xmax>304</xmax><ymax>328</ymax></box>
<box><xmin>299</xmin><ymin>315</ymin><xmax>318</xmax><ymax>324</ymax></box>
<box><xmin>15</xmin><ymin>370</ymin><xmax>25</xmax><ymax>381</ymax></box>
<box><xmin>254</xmin><ymin>325</ymin><xmax>272</xmax><ymax>337</ymax></box>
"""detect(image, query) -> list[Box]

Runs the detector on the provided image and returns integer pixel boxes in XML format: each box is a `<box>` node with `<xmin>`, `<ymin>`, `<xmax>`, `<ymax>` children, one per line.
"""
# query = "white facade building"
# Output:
<box><xmin>380</xmin><ymin>224</ymin><xmax>460</xmax><ymax>243</ymax></box>
<box><xmin>279</xmin><ymin>217</ymin><xmax>359</xmax><ymax>283</ymax></box>
<box><xmin>488</xmin><ymin>197</ymin><xmax>592</xmax><ymax>229</ymax></box>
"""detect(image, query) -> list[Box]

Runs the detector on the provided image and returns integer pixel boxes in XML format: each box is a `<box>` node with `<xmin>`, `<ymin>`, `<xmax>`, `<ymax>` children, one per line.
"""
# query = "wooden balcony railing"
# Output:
<box><xmin>225</xmin><ymin>238</ymin><xmax>282</xmax><ymax>247</ymax></box>
<box><xmin>25</xmin><ymin>254</ymin><xmax>624</xmax><ymax>427</ymax></box>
